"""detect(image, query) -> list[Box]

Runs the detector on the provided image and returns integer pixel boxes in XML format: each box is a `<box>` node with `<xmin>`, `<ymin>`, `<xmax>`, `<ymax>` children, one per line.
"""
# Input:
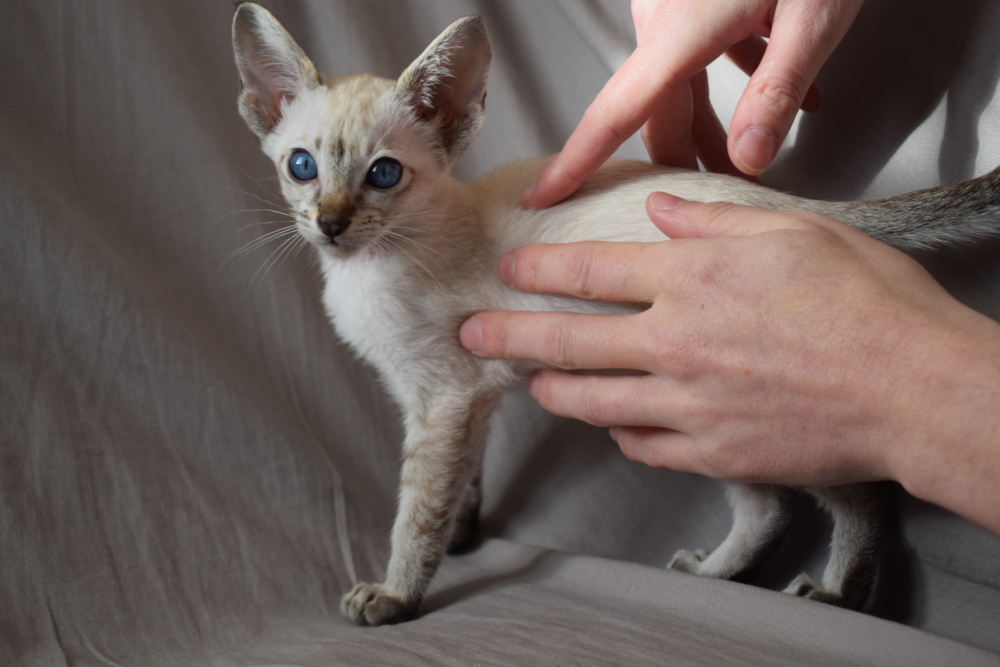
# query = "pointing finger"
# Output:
<box><xmin>523</xmin><ymin>29</ymin><xmax>726</xmax><ymax>209</ymax></box>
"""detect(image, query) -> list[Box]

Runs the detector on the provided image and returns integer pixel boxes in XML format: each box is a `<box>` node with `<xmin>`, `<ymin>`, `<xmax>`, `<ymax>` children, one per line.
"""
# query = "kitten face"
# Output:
<box><xmin>262</xmin><ymin>74</ymin><xmax>447</xmax><ymax>259</ymax></box>
<box><xmin>233</xmin><ymin>4</ymin><xmax>490</xmax><ymax>261</ymax></box>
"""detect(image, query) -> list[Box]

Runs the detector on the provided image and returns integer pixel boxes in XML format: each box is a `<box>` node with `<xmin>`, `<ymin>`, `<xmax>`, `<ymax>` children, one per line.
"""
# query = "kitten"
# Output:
<box><xmin>232</xmin><ymin>4</ymin><xmax>1000</xmax><ymax>625</ymax></box>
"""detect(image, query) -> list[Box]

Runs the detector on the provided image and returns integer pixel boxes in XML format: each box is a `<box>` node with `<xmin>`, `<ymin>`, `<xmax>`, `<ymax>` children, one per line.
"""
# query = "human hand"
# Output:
<box><xmin>460</xmin><ymin>194</ymin><xmax>1000</xmax><ymax>533</ymax></box>
<box><xmin>522</xmin><ymin>0</ymin><xmax>864</xmax><ymax>209</ymax></box>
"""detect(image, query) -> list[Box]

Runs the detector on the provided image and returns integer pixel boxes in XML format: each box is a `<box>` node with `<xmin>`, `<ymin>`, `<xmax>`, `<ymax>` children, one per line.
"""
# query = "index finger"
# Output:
<box><xmin>522</xmin><ymin>37</ymin><xmax>723</xmax><ymax>210</ymax></box>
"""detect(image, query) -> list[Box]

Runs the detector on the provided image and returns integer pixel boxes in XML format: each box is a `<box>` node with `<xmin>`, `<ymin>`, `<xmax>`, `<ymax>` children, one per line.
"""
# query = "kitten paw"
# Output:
<box><xmin>341</xmin><ymin>582</ymin><xmax>416</xmax><ymax>626</ymax></box>
<box><xmin>668</xmin><ymin>548</ymin><xmax>709</xmax><ymax>574</ymax></box>
<box><xmin>784</xmin><ymin>573</ymin><xmax>820</xmax><ymax>597</ymax></box>
<box><xmin>783</xmin><ymin>573</ymin><xmax>850</xmax><ymax>607</ymax></box>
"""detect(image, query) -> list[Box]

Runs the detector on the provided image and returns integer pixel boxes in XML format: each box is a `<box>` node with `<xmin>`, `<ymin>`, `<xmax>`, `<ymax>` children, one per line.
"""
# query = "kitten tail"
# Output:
<box><xmin>822</xmin><ymin>165</ymin><xmax>1000</xmax><ymax>249</ymax></box>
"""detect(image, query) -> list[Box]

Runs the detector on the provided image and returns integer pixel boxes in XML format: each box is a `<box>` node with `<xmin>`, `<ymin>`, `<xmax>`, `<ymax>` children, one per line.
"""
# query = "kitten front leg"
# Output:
<box><xmin>341</xmin><ymin>388</ymin><xmax>501</xmax><ymax>626</ymax></box>
<box><xmin>447</xmin><ymin>466</ymin><xmax>484</xmax><ymax>554</ymax></box>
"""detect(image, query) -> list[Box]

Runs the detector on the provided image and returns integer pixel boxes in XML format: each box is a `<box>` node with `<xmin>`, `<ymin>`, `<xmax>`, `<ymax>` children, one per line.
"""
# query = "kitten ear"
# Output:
<box><xmin>396</xmin><ymin>16</ymin><xmax>491</xmax><ymax>159</ymax></box>
<box><xmin>232</xmin><ymin>3</ymin><xmax>320</xmax><ymax>139</ymax></box>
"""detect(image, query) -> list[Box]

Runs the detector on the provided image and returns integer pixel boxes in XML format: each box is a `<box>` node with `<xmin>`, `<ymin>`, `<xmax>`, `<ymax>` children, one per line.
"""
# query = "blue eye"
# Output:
<box><xmin>366</xmin><ymin>157</ymin><xmax>402</xmax><ymax>189</ymax></box>
<box><xmin>289</xmin><ymin>150</ymin><xmax>317</xmax><ymax>181</ymax></box>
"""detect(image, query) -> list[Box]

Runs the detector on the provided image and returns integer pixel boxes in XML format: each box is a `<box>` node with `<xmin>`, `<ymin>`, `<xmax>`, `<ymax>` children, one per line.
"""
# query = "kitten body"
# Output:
<box><xmin>233</xmin><ymin>5</ymin><xmax>1000</xmax><ymax>625</ymax></box>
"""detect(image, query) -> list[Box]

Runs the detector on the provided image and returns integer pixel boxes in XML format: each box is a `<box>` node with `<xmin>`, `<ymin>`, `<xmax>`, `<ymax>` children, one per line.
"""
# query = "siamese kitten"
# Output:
<box><xmin>232</xmin><ymin>4</ymin><xmax>1000</xmax><ymax>626</ymax></box>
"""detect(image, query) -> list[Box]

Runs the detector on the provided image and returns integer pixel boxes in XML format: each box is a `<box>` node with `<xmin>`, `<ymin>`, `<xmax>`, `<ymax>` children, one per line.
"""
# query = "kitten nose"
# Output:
<box><xmin>317</xmin><ymin>215</ymin><xmax>350</xmax><ymax>239</ymax></box>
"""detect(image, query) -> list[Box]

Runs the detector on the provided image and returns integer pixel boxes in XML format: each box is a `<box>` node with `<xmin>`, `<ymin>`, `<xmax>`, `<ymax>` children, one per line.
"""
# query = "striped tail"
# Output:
<box><xmin>815</xmin><ymin>164</ymin><xmax>1000</xmax><ymax>249</ymax></box>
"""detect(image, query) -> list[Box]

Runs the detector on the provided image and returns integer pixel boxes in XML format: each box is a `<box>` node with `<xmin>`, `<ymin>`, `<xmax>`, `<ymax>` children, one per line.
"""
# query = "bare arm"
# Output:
<box><xmin>461</xmin><ymin>194</ymin><xmax>1000</xmax><ymax>535</ymax></box>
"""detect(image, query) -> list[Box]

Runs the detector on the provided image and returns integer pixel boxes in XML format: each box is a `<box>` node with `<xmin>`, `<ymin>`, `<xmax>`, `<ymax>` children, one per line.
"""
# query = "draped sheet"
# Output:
<box><xmin>2</xmin><ymin>1</ymin><xmax>999</xmax><ymax>664</ymax></box>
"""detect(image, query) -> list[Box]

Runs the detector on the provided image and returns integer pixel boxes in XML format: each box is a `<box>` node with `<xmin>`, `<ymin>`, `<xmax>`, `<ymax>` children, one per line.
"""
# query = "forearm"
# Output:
<box><xmin>887</xmin><ymin>308</ymin><xmax>1000</xmax><ymax>534</ymax></box>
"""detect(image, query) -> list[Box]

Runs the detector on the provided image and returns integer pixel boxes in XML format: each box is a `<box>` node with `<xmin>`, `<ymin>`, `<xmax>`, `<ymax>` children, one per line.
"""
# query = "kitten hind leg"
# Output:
<box><xmin>669</xmin><ymin>482</ymin><xmax>795</xmax><ymax>581</ymax></box>
<box><xmin>784</xmin><ymin>482</ymin><xmax>887</xmax><ymax>610</ymax></box>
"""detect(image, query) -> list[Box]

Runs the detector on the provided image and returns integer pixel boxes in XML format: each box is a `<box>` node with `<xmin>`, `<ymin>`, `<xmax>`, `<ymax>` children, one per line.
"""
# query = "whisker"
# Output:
<box><xmin>383</xmin><ymin>230</ymin><xmax>451</xmax><ymax>264</ymax></box>
<box><xmin>268</xmin><ymin>233</ymin><xmax>307</xmax><ymax>281</ymax></box>
<box><xmin>224</xmin><ymin>186</ymin><xmax>289</xmax><ymax>212</ymax></box>
<box><xmin>237</xmin><ymin>225</ymin><xmax>297</xmax><ymax>250</ymax></box>
<box><xmin>219</xmin><ymin>206</ymin><xmax>294</xmax><ymax>222</ymax></box>
<box><xmin>373</xmin><ymin>237</ymin><xmax>422</xmax><ymax>302</ymax></box>
<box><xmin>248</xmin><ymin>233</ymin><xmax>301</xmax><ymax>299</ymax></box>
<box><xmin>230</xmin><ymin>161</ymin><xmax>285</xmax><ymax>201</ymax></box>
<box><xmin>219</xmin><ymin>220</ymin><xmax>297</xmax><ymax>241</ymax></box>
<box><xmin>389</xmin><ymin>225</ymin><xmax>476</xmax><ymax>260</ymax></box>
<box><xmin>380</xmin><ymin>235</ymin><xmax>445</xmax><ymax>290</ymax></box>
<box><xmin>383</xmin><ymin>229</ymin><xmax>472</xmax><ymax>276</ymax></box>
<box><xmin>225</xmin><ymin>226</ymin><xmax>298</xmax><ymax>265</ymax></box>
<box><xmin>291</xmin><ymin>236</ymin><xmax>312</xmax><ymax>264</ymax></box>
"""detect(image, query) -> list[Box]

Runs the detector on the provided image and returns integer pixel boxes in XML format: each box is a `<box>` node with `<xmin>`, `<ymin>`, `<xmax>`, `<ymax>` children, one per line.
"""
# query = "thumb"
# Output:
<box><xmin>728</xmin><ymin>1</ymin><xmax>863</xmax><ymax>175</ymax></box>
<box><xmin>645</xmin><ymin>192</ymin><xmax>805</xmax><ymax>238</ymax></box>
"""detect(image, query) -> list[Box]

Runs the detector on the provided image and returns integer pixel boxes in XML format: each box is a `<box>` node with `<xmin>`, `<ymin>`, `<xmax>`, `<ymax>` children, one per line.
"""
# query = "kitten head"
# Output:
<box><xmin>232</xmin><ymin>3</ymin><xmax>491</xmax><ymax>258</ymax></box>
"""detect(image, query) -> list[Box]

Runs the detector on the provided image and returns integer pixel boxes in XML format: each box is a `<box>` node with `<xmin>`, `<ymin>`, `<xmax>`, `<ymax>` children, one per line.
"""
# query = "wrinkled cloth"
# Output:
<box><xmin>2</xmin><ymin>0</ymin><xmax>999</xmax><ymax>664</ymax></box>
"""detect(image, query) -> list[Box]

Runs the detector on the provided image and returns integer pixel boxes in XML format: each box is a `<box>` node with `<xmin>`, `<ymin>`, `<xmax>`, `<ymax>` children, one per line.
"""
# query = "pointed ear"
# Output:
<box><xmin>396</xmin><ymin>16</ymin><xmax>491</xmax><ymax>159</ymax></box>
<box><xmin>232</xmin><ymin>3</ymin><xmax>320</xmax><ymax>139</ymax></box>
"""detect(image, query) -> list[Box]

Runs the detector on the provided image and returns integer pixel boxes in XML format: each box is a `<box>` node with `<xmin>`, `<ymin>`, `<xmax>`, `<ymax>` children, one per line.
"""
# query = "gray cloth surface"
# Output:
<box><xmin>2</xmin><ymin>0</ymin><xmax>1000</xmax><ymax>664</ymax></box>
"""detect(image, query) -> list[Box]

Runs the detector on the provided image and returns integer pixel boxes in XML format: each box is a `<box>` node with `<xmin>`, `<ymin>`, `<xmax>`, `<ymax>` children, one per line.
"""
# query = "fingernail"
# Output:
<box><xmin>498</xmin><ymin>253</ymin><xmax>515</xmax><ymax>286</ymax></box>
<box><xmin>649</xmin><ymin>192</ymin><xmax>684</xmax><ymax>210</ymax></box>
<box><xmin>734</xmin><ymin>127</ymin><xmax>776</xmax><ymax>175</ymax></box>
<box><xmin>608</xmin><ymin>426</ymin><xmax>620</xmax><ymax>442</ymax></box>
<box><xmin>529</xmin><ymin>372</ymin><xmax>541</xmax><ymax>399</ymax></box>
<box><xmin>459</xmin><ymin>317</ymin><xmax>483</xmax><ymax>353</ymax></box>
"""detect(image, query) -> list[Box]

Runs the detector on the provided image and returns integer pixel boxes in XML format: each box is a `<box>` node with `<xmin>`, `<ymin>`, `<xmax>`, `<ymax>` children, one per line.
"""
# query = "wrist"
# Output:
<box><xmin>883</xmin><ymin>305</ymin><xmax>1000</xmax><ymax>533</ymax></box>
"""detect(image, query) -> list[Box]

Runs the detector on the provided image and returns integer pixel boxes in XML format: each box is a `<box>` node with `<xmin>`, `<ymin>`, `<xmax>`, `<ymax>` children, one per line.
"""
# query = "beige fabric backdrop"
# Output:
<box><xmin>2</xmin><ymin>1</ymin><xmax>999</xmax><ymax>664</ymax></box>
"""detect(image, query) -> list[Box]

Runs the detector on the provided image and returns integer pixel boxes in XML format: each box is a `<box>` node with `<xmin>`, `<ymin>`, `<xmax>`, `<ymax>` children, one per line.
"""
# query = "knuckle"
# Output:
<box><xmin>593</xmin><ymin>106</ymin><xmax>635</xmax><ymax>147</ymax></box>
<box><xmin>510</xmin><ymin>247</ymin><xmax>539</xmax><ymax>291</ymax></box>
<box><xmin>641</xmin><ymin>319</ymin><xmax>679</xmax><ymax>369</ymax></box>
<box><xmin>579</xmin><ymin>384</ymin><xmax>614</xmax><ymax>426</ymax></box>
<box><xmin>701</xmin><ymin>201</ymin><xmax>743</xmax><ymax>219</ymax></box>
<box><xmin>543</xmin><ymin>320</ymin><xmax>576</xmax><ymax>369</ymax></box>
<box><xmin>568</xmin><ymin>248</ymin><xmax>598</xmax><ymax>299</ymax></box>
<box><xmin>640</xmin><ymin>319</ymin><xmax>705</xmax><ymax>380</ymax></box>
<box><xmin>751</xmin><ymin>75</ymin><xmax>807</xmax><ymax>120</ymax></box>
<box><xmin>485</xmin><ymin>315</ymin><xmax>511</xmax><ymax>357</ymax></box>
<box><xmin>657</xmin><ymin>244</ymin><xmax>717</xmax><ymax>293</ymax></box>
<box><xmin>679</xmin><ymin>202</ymin><xmax>745</xmax><ymax>239</ymax></box>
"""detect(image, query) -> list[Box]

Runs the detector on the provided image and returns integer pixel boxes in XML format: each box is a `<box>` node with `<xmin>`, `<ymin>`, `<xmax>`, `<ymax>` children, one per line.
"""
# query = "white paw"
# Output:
<box><xmin>341</xmin><ymin>582</ymin><xmax>415</xmax><ymax>626</ymax></box>
<box><xmin>784</xmin><ymin>573</ymin><xmax>820</xmax><ymax>597</ymax></box>
<box><xmin>783</xmin><ymin>573</ymin><xmax>857</xmax><ymax>608</ymax></box>
<box><xmin>668</xmin><ymin>548</ymin><xmax>709</xmax><ymax>574</ymax></box>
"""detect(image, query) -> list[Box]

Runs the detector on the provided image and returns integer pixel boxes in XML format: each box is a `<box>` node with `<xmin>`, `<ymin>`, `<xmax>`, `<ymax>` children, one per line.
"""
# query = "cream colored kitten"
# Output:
<box><xmin>232</xmin><ymin>4</ymin><xmax>1000</xmax><ymax>626</ymax></box>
